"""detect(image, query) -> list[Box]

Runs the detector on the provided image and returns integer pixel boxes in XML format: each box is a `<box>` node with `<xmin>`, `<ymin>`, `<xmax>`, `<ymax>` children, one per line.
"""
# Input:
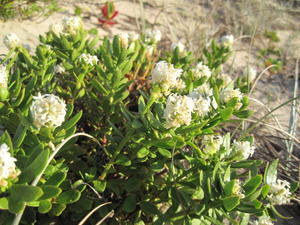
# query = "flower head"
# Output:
<box><xmin>202</xmin><ymin>135</ymin><xmax>223</xmax><ymax>155</ymax></box>
<box><xmin>233</xmin><ymin>140</ymin><xmax>255</xmax><ymax>159</ymax></box>
<box><xmin>220</xmin><ymin>73</ymin><xmax>233</xmax><ymax>87</ymax></box>
<box><xmin>78</xmin><ymin>53</ymin><xmax>99</xmax><ymax>66</ymax></box>
<box><xmin>0</xmin><ymin>65</ymin><xmax>8</xmax><ymax>88</ymax></box>
<box><xmin>118</xmin><ymin>32</ymin><xmax>129</xmax><ymax>47</ymax></box>
<box><xmin>62</xmin><ymin>16</ymin><xmax>82</xmax><ymax>34</ymax></box>
<box><xmin>220</xmin><ymin>87</ymin><xmax>242</xmax><ymax>103</ymax></box>
<box><xmin>191</xmin><ymin>84</ymin><xmax>213</xmax><ymax>98</ymax></box>
<box><xmin>129</xmin><ymin>32</ymin><xmax>140</xmax><ymax>42</ymax></box>
<box><xmin>30</xmin><ymin>93</ymin><xmax>66</xmax><ymax>129</ymax></box>
<box><xmin>243</xmin><ymin>66</ymin><xmax>257</xmax><ymax>82</ymax></box>
<box><xmin>0</xmin><ymin>143</ymin><xmax>18</xmax><ymax>187</ymax></box>
<box><xmin>189</xmin><ymin>90</ymin><xmax>211</xmax><ymax>117</ymax></box>
<box><xmin>3</xmin><ymin>33</ymin><xmax>20</xmax><ymax>49</ymax></box>
<box><xmin>49</xmin><ymin>23</ymin><xmax>63</xmax><ymax>34</ymax></box>
<box><xmin>151</xmin><ymin>61</ymin><xmax>183</xmax><ymax>93</ymax></box>
<box><xmin>171</xmin><ymin>42</ymin><xmax>185</xmax><ymax>53</ymax></box>
<box><xmin>145</xmin><ymin>29</ymin><xmax>162</xmax><ymax>43</ymax></box>
<box><xmin>54</xmin><ymin>64</ymin><xmax>65</xmax><ymax>74</ymax></box>
<box><xmin>192</xmin><ymin>62</ymin><xmax>211</xmax><ymax>79</ymax></box>
<box><xmin>232</xmin><ymin>179</ymin><xmax>245</xmax><ymax>198</ymax></box>
<box><xmin>220</xmin><ymin>35</ymin><xmax>234</xmax><ymax>47</ymax></box>
<box><xmin>163</xmin><ymin>94</ymin><xmax>194</xmax><ymax>129</ymax></box>
<box><xmin>267</xmin><ymin>179</ymin><xmax>291</xmax><ymax>205</ymax></box>
<box><xmin>252</xmin><ymin>216</ymin><xmax>274</xmax><ymax>225</ymax></box>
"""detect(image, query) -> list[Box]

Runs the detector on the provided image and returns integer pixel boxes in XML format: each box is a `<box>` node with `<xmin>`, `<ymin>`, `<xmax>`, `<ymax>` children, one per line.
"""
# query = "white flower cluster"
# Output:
<box><xmin>0</xmin><ymin>65</ymin><xmax>8</xmax><ymax>88</ymax></box>
<box><xmin>171</xmin><ymin>42</ymin><xmax>185</xmax><ymax>53</ymax></box>
<box><xmin>118</xmin><ymin>32</ymin><xmax>140</xmax><ymax>48</ymax></box>
<box><xmin>3</xmin><ymin>33</ymin><xmax>21</xmax><ymax>49</ymax></box>
<box><xmin>233</xmin><ymin>140</ymin><xmax>255</xmax><ymax>159</ymax></box>
<box><xmin>54</xmin><ymin>64</ymin><xmax>65</xmax><ymax>74</ymax></box>
<box><xmin>30</xmin><ymin>93</ymin><xmax>66</xmax><ymax>129</ymax></box>
<box><xmin>202</xmin><ymin>135</ymin><xmax>223</xmax><ymax>155</ymax></box>
<box><xmin>192</xmin><ymin>62</ymin><xmax>212</xmax><ymax>79</ymax></box>
<box><xmin>188</xmin><ymin>89</ymin><xmax>211</xmax><ymax>117</ymax></box>
<box><xmin>243</xmin><ymin>66</ymin><xmax>257</xmax><ymax>82</ymax></box>
<box><xmin>78</xmin><ymin>53</ymin><xmax>99</xmax><ymax>66</ymax></box>
<box><xmin>267</xmin><ymin>179</ymin><xmax>291</xmax><ymax>205</ymax></box>
<box><xmin>49</xmin><ymin>23</ymin><xmax>63</xmax><ymax>34</ymax></box>
<box><xmin>220</xmin><ymin>87</ymin><xmax>242</xmax><ymax>103</ymax></box>
<box><xmin>62</xmin><ymin>16</ymin><xmax>82</xmax><ymax>34</ymax></box>
<box><xmin>219</xmin><ymin>73</ymin><xmax>233</xmax><ymax>87</ymax></box>
<box><xmin>0</xmin><ymin>143</ymin><xmax>18</xmax><ymax>187</ymax></box>
<box><xmin>252</xmin><ymin>217</ymin><xmax>274</xmax><ymax>225</ymax></box>
<box><xmin>151</xmin><ymin>61</ymin><xmax>184</xmax><ymax>93</ymax></box>
<box><xmin>163</xmin><ymin>94</ymin><xmax>194</xmax><ymax>129</ymax></box>
<box><xmin>145</xmin><ymin>29</ymin><xmax>162</xmax><ymax>43</ymax></box>
<box><xmin>232</xmin><ymin>179</ymin><xmax>245</xmax><ymax>198</ymax></box>
<box><xmin>220</xmin><ymin>34</ymin><xmax>234</xmax><ymax>47</ymax></box>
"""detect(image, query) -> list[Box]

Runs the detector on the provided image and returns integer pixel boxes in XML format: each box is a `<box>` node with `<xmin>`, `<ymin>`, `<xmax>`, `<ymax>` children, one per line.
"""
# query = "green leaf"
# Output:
<box><xmin>290</xmin><ymin>182</ymin><xmax>299</xmax><ymax>193</ymax></box>
<box><xmin>51</xmin><ymin>203</ymin><xmax>66</xmax><ymax>216</ymax></box>
<box><xmin>270</xmin><ymin>205</ymin><xmax>292</xmax><ymax>219</ymax></box>
<box><xmin>13</xmin><ymin>124</ymin><xmax>27</xmax><ymax>149</ymax></box>
<box><xmin>223</xmin><ymin>196</ymin><xmax>240</xmax><ymax>211</ymax></box>
<box><xmin>261</xmin><ymin>185</ymin><xmax>270</xmax><ymax>198</ymax></box>
<box><xmin>56</xmin><ymin>190</ymin><xmax>81</xmax><ymax>204</ymax></box>
<box><xmin>39</xmin><ymin>185</ymin><xmax>62</xmax><ymax>200</ymax></box>
<box><xmin>56</xmin><ymin>110</ymin><xmax>82</xmax><ymax>133</ymax></box>
<box><xmin>137</xmin><ymin>147</ymin><xmax>149</xmax><ymax>158</ymax></box>
<box><xmin>219</xmin><ymin>107</ymin><xmax>233</xmax><ymax>120</ymax></box>
<box><xmin>38</xmin><ymin>200</ymin><xmax>52</xmax><ymax>214</ymax></box>
<box><xmin>243</xmin><ymin>175</ymin><xmax>262</xmax><ymax>196</ymax></box>
<box><xmin>45</xmin><ymin>171</ymin><xmax>67</xmax><ymax>186</ymax></box>
<box><xmin>92</xmin><ymin>180</ymin><xmax>107</xmax><ymax>192</ymax></box>
<box><xmin>8</xmin><ymin>198</ymin><xmax>25</xmax><ymax>214</ymax></box>
<box><xmin>157</xmin><ymin>148</ymin><xmax>171</xmax><ymax>158</ymax></box>
<box><xmin>224</xmin><ymin>180</ymin><xmax>235</xmax><ymax>196</ymax></box>
<box><xmin>264</xmin><ymin>159</ymin><xmax>278</xmax><ymax>185</ymax></box>
<box><xmin>10</xmin><ymin>184</ymin><xmax>43</xmax><ymax>202</ymax></box>
<box><xmin>0</xmin><ymin>197</ymin><xmax>8</xmax><ymax>209</ymax></box>
<box><xmin>19</xmin><ymin>149</ymin><xmax>50</xmax><ymax>183</ymax></box>
<box><xmin>122</xmin><ymin>194</ymin><xmax>136</xmax><ymax>213</ymax></box>
<box><xmin>234</xmin><ymin>110</ymin><xmax>253</xmax><ymax>118</ymax></box>
<box><xmin>115</xmin><ymin>155</ymin><xmax>131</xmax><ymax>166</ymax></box>
<box><xmin>140</xmin><ymin>201</ymin><xmax>160</xmax><ymax>215</ymax></box>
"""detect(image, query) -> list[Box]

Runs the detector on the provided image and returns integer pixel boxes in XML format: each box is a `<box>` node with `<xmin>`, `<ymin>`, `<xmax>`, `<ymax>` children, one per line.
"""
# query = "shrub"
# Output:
<box><xmin>0</xmin><ymin>17</ymin><xmax>298</xmax><ymax>225</ymax></box>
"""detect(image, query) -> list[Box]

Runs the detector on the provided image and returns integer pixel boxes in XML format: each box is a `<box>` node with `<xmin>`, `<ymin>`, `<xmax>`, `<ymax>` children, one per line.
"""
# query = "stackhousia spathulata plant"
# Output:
<box><xmin>0</xmin><ymin>16</ymin><xmax>298</xmax><ymax>225</ymax></box>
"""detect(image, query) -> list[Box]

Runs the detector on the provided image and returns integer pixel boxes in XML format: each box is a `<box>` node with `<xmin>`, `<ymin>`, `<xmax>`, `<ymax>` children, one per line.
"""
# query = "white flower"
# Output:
<box><xmin>220</xmin><ymin>35</ymin><xmax>234</xmax><ymax>47</ymax></box>
<box><xmin>30</xmin><ymin>93</ymin><xmax>66</xmax><ymax>129</ymax></box>
<box><xmin>267</xmin><ymin>179</ymin><xmax>291</xmax><ymax>205</ymax></box>
<box><xmin>0</xmin><ymin>143</ymin><xmax>18</xmax><ymax>187</ymax></box>
<box><xmin>151</xmin><ymin>61</ymin><xmax>183</xmax><ymax>93</ymax></box>
<box><xmin>78</xmin><ymin>53</ymin><xmax>99</xmax><ymax>66</ymax></box>
<box><xmin>252</xmin><ymin>217</ymin><xmax>274</xmax><ymax>225</ymax></box>
<box><xmin>232</xmin><ymin>180</ymin><xmax>245</xmax><ymax>198</ymax></box>
<box><xmin>191</xmin><ymin>84</ymin><xmax>213</xmax><ymax>98</ymax></box>
<box><xmin>146</xmin><ymin>45</ymin><xmax>154</xmax><ymax>56</ymax></box>
<box><xmin>145</xmin><ymin>29</ymin><xmax>162</xmax><ymax>43</ymax></box>
<box><xmin>3</xmin><ymin>33</ymin><xmax>20</xmax><ymax>49</ymax></box>
<box><xmin>54</xmin><ymin>64</ymin><xmax>65</xmax><ymax>74</ymax></box>
<box><xmin>189</xmin><ymin>90</ymin><xmax>211</xmax><ymax>117</ymax></box>
<box><xmin>119</xmin><ymin>32</ymin><xmax>129</xmax><ymax>47</ymax></box>
<box><xmin>62</xmin><ymin>16</ymin><xmax>82</xmax><ymax>34</ymax></box>
<box><xmin>243</xmin><ymin>66</ymin><xmax>257</xmax><ymax>82</ymax></box>
<box><xmin>202</xmin><ymin>135</ymin><xmax>223</xmax><ymax>155</ymax></box>
<box><xmin>129</xmin><ymin>32</ymin><xmax>140</xmax><ymax>42</ymax></box>
<box><xmin>171</xmin><ymin>42</ymin><xmax>185</xmax><ymax>53</ymax></box>
<box><xmin>220</xmin><ymin>87</ymin><xmax>242</xmax><ymax>103</ymax></box>
<box><xmin>192</xmin><ymin>62</ymin><xmax>211</xmax><ymax>79</ymax></box>
<box><xmin>163</xmin><ymin>94</ymin><xmax>194</xmax><ymax>129</ymax></box>
<box><xmin>49</xmin><ymin>23</ymin><xmax>63</xmax><ymax>34</ymax></box>
<box><xmin>233</xmin><ymin>140</ymin><xmax>255</xmax><ymax>159</ymax></box>
<box><xmin>0</xmin><ymin>65</ymin><xmax>8</xmax><ymax>88</ymax></box>
<box><xmin>220</xmin><ymin>73</ymin><xmax>233</xmax><ymax>86</ymax></box>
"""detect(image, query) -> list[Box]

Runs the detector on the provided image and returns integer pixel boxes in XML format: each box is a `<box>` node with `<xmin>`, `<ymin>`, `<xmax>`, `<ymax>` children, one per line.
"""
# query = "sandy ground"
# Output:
<box><xmin>0</xmin><ymin>0</ymin><xmax>299</xmax><ymax>223</ymax></box>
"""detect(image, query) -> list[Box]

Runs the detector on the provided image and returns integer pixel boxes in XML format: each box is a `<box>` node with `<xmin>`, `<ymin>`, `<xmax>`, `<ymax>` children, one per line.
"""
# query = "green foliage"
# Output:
<box><xmin>0</xmin><ymin>18</ymin><xmax>296</xmax><ymax>225</ymax></box>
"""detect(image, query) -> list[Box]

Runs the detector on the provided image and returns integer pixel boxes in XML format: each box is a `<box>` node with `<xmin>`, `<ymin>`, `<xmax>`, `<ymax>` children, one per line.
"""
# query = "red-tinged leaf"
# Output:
<box><xmin>111</xmin><ymin>11</ymin><xmax>119</xmax><ymax>19</ymax></box>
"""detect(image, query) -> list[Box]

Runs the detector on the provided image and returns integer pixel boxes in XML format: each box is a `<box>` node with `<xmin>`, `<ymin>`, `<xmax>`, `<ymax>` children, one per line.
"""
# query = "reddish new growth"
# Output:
<box><xmin>98</xmin><ymin>1</ymin><xmax>119</xmax><ymax>26</ymax></box>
